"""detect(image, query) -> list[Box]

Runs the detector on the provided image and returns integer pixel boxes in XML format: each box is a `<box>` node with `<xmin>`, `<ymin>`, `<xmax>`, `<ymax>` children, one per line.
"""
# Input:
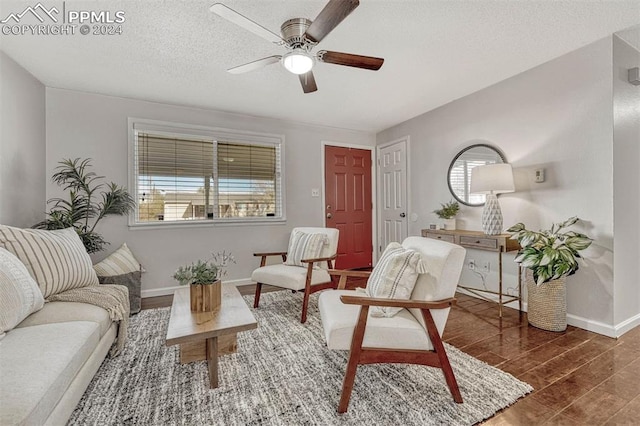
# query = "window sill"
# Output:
<box><xmin>128</xmin><ymin>218</ymin><xmax>286</xmax><ymax>230</ymax></box>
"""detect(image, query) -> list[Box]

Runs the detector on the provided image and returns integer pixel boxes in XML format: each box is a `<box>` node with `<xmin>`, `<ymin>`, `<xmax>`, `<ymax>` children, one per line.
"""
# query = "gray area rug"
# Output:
<box><xmin>69</xmin><ymin>291</ymin><xmax>532</xmax><ymax>425</ymax></box>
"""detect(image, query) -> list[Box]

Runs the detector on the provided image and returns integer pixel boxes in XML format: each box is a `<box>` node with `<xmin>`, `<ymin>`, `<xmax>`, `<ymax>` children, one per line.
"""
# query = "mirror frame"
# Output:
<box><xmin>447</xmin><ymin>143</ymin><xmax>507</xmax><ymax>207</ymax></box>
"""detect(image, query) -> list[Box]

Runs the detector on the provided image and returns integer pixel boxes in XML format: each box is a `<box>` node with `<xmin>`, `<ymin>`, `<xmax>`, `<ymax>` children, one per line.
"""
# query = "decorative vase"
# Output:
<box><xmin>443</xmin><ymin>218</ymin><xmax>457</xmax><ymax>230</ymax></box>
<box><xmin>481</xmin><ymin>193</ymin><xmax>503</xmax><ymax>235</ymax></box>
<box><xmin>525</xmin><ymin>271</ymin><xmax>567</xmax><ymax>332</ymax></box>
<box><xmin>190</xmin><ymin>280</ymin><xmax>222</xmax><ymax>312</ymax></box>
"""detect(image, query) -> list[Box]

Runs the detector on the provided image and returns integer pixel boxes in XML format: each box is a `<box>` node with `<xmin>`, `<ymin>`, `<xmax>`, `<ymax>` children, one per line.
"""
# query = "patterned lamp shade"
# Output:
<box><xmin>470</xmin><ymin>164</ymin><xmax>515</xmax><ymax>235</ymax></box>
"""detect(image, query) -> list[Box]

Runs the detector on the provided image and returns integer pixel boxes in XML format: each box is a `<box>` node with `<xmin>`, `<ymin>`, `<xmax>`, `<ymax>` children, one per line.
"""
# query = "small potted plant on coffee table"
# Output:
<box><xmin>173</xmin><ymin>251</ymin><xmax>235</xmax><ymax>312</ymax></box>
<box><xmin>433</xmin><ymin>200</ymin><xmax>460</xmax><ymax>230</ymax></box>
<box><xmin>507</xmin><ymin>217</ymin><xmax>592</xmax><ymax>331</ymax></box>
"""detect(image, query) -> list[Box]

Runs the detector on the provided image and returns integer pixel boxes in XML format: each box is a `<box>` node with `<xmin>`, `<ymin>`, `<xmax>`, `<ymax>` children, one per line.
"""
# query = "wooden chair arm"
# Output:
<box><xmin>339</xmin><ymin>295</ymin><xmax>457</xmax><ymax>310</ymax></box>
<box><xmin>300</xmin><ymin>254</ymin><xmax>338</xmax><ymax>264</ymax></box>
<box><xmin>253</xmin><ymin>251</ymin><xmax>287</xmax><ymax>257</ymax></box>
<box><xmin>254</xmin><ymin>251</ymin><xmax>287</xmax><ymax>267</ymax></box>
<box><xmin>328</xmin><ymin>269</ymin><xmax>372</xmax><ymax>278</ymax></box>
<box><xmin>327</xmin><ymin>269</ymin><xmax>372</xmax><ymax>289</ymax></box>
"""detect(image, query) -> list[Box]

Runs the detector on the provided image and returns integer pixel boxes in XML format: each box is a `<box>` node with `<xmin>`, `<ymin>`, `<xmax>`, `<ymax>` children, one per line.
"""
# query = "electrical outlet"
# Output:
<box><xmin>482</xmin><ymin>261</ymin><xmax>490</xmax><ymax>273</ymax></box>
<box><xmin>468</xmin><ymin>259</ymin><xmax>475</xmax><ymax>270</ymax></box>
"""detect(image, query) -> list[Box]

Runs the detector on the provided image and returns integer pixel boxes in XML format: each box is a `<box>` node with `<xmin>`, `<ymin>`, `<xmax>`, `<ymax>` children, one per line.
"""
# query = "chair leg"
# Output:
<box><xmin>437</xmin><ymin>347</ymin><xmax>463</xmax><ymax>403</ymax></box>
<box><xmin>253</xmin><ymin>282</ymin><xmax>262</xmax><ymax>308</ymax></box>
<box><xmin>300</xmin><ymin>262</ymin><xmax>315</xmax><ymax>323</ymax></box>
<box><xmin>421</xmin><ymin>309</ymin><xmax>463</xmax><ymax>403</ymax></box>
<box><xmin>300</xmin><ymin>289</ymin><xmax>310</xmax><ymax>323</ymax></box>
<box><xmin>338</xmin><ymin>305</ymin><xmax>369</xmax><ymax>413</ymax></box>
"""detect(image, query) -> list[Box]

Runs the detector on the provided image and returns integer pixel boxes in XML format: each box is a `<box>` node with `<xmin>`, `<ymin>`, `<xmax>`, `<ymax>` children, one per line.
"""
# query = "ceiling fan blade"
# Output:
<box><xmin>304</xmin><ymin>0</ymin><xmax>360</xmax><ymax>44</ymax></box>
<box><xmin>299</xmin><ymin>71</ymin><xmax>318</xmax><ymax>93</ymax></box>
<box><xmin>227</xmin><ymin>56</ymin><xmax>282</xmax><ymax>74</ymax></box>
<box><xmin>317</xmin><ymin>50</ymin><xmax>384</xmax><ymax>70</ymax></box>
<box><xmin>210</xmin><ymin>3</ymin><xmax>284</xmax><ymax>45</ymax></box>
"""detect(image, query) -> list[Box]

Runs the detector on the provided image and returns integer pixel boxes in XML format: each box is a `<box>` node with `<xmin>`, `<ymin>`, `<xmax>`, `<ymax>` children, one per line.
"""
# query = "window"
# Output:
<box><xmin>129</xmin><ymin>119</ymin><xmax>284</xmax><ymax>226</ymax></box>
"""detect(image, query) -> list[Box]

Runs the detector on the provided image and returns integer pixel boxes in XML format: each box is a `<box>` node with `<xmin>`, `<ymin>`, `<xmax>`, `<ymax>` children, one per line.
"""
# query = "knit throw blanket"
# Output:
<box><xmin>47</xmin><ymin>284</ymin><xmax>130</xmax><ymax>357</ymax></box>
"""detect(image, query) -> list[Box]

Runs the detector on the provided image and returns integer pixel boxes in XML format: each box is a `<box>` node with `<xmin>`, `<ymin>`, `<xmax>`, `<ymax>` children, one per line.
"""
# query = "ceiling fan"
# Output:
<box><xmin>210</xmin><ymin>0</ymin><xmax>384</xmax><ymax>93</ymax></box>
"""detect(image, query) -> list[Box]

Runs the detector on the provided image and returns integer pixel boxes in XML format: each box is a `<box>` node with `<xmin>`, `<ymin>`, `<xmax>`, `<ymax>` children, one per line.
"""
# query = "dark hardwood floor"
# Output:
<box><xmin>142</xmin><ymin>286</ymin><xmax>640</xmax><ymax>425</ymax></box>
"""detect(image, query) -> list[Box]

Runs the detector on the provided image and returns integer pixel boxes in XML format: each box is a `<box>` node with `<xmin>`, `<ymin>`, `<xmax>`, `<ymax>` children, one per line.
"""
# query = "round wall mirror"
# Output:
<box><xmin>447</xmin><ymin>144</ymin><xmax>506</xmax><ymax>206</ymax></box>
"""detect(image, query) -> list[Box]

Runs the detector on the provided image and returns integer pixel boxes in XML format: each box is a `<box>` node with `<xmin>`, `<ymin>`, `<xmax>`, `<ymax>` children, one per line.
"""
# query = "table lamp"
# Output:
<box><xmin>470</xmin><ymin>163</ymin><xmax>515</xmax><ymax>235</ymax></box>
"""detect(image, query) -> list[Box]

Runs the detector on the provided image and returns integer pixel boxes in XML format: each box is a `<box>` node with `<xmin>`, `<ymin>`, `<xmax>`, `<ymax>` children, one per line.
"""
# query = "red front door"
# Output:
<box><xmin>324</xmin><ymin>146</ymin><xmax>373</xmax><ymax>269</ymax></box>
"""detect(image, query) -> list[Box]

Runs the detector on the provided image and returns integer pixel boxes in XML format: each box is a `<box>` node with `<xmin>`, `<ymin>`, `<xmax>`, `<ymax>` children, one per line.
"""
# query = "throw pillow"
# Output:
<box><xmin>0</xmin><ymin>247</ymin><xmax>45</xmax><ymax>337</ymax></box>
<box><xmin>0</xmin><ymin>225</ymin><xmax>98</xmax><ymax>298</ymax></box>
<box><xmin>284</xmin><ymin>230</ymin><xmax>327</xmax><ymax>268</ymax></box>
<box><xmin>93</xmin><ymin>243</ymin><xmax>142</xmax><ymax>314</ymax></box>
<box><xmin>366</xmin><ymin>242</ymin><xmax>427</xmax><ymax>317</ymax></box>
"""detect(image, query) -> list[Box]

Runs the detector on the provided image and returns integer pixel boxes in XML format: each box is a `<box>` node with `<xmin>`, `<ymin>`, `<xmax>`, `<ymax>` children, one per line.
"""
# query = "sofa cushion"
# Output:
<box><xmin>0</xmin><ymin>321</ymin><xmax>100</xmax><ymax>426</ymax></box>
<box><xmin>318</xmin><ymin>289</ymin><xmax>432</xmax><ymax>351</ymax></box>
<box><xmin>94</xmin><ymin>243</ymin><xmax>142</xmax><ymax>314</ymax></box>
<box><xmin>15</xmin><ymin>301</ymin><xmax>112</xmax><ymax>337</ymax></box>
<box><xmin>0</xmin><ymin>226</ymin><xmax>98</xmax><ymax>298</ymax></box>
<box><xmin>251</xmin><ymin>264</ymin><xmax>331</xmax><ymax>291</ymax></box>
<box><xmin>0</xmin><ymin>247</ymin><xmax>45</xmax><ymax>337</ymax></box>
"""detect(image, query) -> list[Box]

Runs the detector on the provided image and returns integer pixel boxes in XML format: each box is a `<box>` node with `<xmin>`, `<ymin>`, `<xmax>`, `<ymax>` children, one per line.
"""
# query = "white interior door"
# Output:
<box><xmin>377</xmin><ymin>137</ymin><xmax>408</xmax><ymax>255</ymax></box>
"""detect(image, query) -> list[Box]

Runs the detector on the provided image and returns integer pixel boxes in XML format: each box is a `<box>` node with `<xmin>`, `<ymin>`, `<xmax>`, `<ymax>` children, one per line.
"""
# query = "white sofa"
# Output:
<box><xmin>0</xmin><ymin>301</ymin><xmax>117</xmax><ymax>425</ymax></box>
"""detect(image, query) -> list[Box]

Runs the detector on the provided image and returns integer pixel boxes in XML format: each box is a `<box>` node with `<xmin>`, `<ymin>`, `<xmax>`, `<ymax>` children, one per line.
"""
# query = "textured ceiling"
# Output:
<box><xmin>1</xmin><ymin>0</ymin><xmax>639</xmax><ymax>132</ymax></box>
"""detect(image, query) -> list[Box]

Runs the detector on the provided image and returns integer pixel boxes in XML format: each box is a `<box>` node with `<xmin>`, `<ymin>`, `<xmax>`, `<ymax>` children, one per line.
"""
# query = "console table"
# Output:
<box><xmin>422</xmin><ymin>229</ymin><xmax>521</xmax><ymax>317</ymax></box>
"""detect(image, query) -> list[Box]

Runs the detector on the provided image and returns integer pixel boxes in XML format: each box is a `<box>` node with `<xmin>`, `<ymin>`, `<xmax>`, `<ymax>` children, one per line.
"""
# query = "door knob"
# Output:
<box><xmin>327</xmin><ymin>213</ymin><xmax>333</xmax><ymax>219</ymax></box>
<box><xmin>400</xmin><ymin>212</ymin><xmax>406</xmax><ymax>218</ymax></box>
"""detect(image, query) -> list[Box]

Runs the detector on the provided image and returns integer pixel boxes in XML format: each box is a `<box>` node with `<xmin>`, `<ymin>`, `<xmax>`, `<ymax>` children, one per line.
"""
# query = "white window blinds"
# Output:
<box><xmin>133</xmin><ymin>125</ymin><xmax>283</xmax><ymax>225</ymax></box>
<box><xmin>215</xmin><ymin>142</ymin><xmax>280</xmax><ymax>219</ymax></box>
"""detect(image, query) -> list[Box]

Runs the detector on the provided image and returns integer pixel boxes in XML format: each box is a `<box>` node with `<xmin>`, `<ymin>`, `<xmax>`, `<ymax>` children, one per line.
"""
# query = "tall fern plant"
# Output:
<box><xmin>34</xmin><ymin>158</ymin><xmax>135</xmax><ymax>253</ymax></box>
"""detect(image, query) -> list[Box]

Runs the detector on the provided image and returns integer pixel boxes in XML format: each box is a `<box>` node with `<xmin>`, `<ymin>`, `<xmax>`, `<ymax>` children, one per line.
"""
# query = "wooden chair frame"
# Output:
<box><xmin>328</xmin><ymin>269</ymin><xmax>463</xmax><ymax>413</ymax></box>
<box><xmin>253</xmin><ymin>252</ymin><xmax>338</xmax><ymax>323</ymax></box>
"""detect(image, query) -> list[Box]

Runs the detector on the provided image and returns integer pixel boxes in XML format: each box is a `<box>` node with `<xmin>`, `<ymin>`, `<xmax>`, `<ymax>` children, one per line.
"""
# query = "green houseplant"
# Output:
<box><xmin>34</xmin><ymin>158</ymin><xmax>135</xmax><ymax>254</ymax></box>
<box><xmin>173</xmin><ymin>251</ymin><xmax>235</xmax><ymax>312</ymax></box>
<box><xmin>433</xmin><ymin>200</ymin><xmax>460</xmax><ymax>230</ymax></box>
<box><xmin>507</xmin><ymin>217</ymin><xmax>592</xmax><ymax>331</ymax></box>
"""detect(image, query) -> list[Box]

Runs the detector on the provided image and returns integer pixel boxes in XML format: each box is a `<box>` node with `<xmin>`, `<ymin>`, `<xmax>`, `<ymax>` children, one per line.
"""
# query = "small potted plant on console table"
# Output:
<box><xmin>433</xmin><ymin>200</ymin><xmax>460</xmax><ymax>230</ymax></box>
<box><xmin>507</xmin><ymin>217</ymin><xmax>592</xmax><ymax>331</ymax></box>
<box><xmin>173</xmin><ymin>251</ymin><xmax>235</xmax><ymax>312</ymax></box>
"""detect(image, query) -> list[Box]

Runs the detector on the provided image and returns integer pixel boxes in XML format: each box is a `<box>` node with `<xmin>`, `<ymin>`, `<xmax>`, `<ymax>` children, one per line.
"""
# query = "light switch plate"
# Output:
<box><xmin>311</xmin><ymin>188</ymin><xmax>320</xmax><ymax>197</ymax></box>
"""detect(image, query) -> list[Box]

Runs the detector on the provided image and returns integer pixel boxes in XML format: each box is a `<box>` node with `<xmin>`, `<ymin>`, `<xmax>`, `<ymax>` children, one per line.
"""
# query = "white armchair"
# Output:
<box><xmin>252</xmin><ymin>227</ymin><xmax>339</xmax><ymax>323</ymax></box>
<box><xmin>318</xmin><ymin>237</ymin><xmax>466</xmax><ymax>412</ymax></box>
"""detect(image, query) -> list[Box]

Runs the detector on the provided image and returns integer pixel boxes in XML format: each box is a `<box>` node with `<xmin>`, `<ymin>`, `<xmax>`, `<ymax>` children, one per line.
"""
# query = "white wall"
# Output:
<box><xmin>45</xmin><ymin>88</ymin><xmax>375</xmax><ymax>296</ymax></box>
<box><xmin>0</xmin><ymin>52</ymin><xmax>45</xmax><ymax>227</ymax></box>
<box><xmin>377</xmin><ymin>37</ymin><xmax>618</xmax><ymax>334</ymax></box>
<box><xmin>612</xmin><ymin>35</ymin><xmax>640</xmax><ymax>329</ymax></box>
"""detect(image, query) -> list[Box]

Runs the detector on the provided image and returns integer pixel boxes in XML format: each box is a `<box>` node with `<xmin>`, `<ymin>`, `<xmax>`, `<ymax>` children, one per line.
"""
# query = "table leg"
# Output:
<box><xmin>518</xmin><ymin>266</ymin><xmax>523</xmax><ymax>317</ymax></box>
<box><xmin>206</xmin><ymin>337</ymin><xmax>219</xmax><ymax>388</ymax></box>
<box><xmin>498</xmin><ymin>249</ymin><xmax>503</xmax><ymax>318</ymax></box>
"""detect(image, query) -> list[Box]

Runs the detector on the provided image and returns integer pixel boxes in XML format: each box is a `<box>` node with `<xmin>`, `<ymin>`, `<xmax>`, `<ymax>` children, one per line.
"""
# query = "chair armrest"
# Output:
<box><xmin>254</xmin><ymin>251</ymin><xmax>287</xmax><ymax>267</ymax></box>
<box><xmin>328</xmin><ymin>269</ymin><xmax>372</xmax><ymax>278</ymax></box>
<box><xmin>339</xmin><ymin>295</ymin><xmax>456</xmax><ymax>310</ymax></box>
<box><xmin>327</xmin><ymin>269</ymin><xmax>371</xmax><ymax>289</ymax></box>
<box><xmin>253</xmin><ymin>251</ymin><xmax>287</xmax><ymax>257</ymax></box>
<box><xmin>300</xmin><ymin>254</ymin><xmax>338</xmax><ymax>264</ymax></box>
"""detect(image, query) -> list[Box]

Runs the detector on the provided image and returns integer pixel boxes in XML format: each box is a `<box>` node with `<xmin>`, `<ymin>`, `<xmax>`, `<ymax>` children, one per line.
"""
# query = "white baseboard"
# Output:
<box><xmin>141</xmin><ymin>278</ymin><xmax>254</xmax><ymax>298</ymax></box>
<box><xmin>458</xmin><ymin>288</ymin><xmax>624</xmax><ymax>338</ymax></box>
<box><xmin>566</xmin><ymin>314</ymin><xmax>616</xmax><ymax>338</ymax></box>
<box><xmin>614</xmin><ymin>312</ymin><xmax>640</xmax><ymax>337</ymax></box>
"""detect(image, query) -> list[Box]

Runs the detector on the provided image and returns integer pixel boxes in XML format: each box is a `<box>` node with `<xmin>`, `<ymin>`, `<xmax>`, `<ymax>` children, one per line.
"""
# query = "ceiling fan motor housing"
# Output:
<box><xmin>281</xmin><ymin>18</ymin><xmax>313</xmax><ymax>48</ymax></box>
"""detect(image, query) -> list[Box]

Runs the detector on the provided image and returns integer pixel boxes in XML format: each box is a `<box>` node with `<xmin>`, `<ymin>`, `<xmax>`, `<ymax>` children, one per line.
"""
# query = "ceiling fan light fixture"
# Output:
<box><xmin>282</xmin><ymin>49</ymin><xmax>314</xmax><ymax>75</ymax></box>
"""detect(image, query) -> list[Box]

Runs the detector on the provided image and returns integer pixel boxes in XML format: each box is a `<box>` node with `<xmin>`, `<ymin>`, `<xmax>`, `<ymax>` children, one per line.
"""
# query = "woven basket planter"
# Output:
<box><xmin>526</xmin><ymin>271</ymin><xmax>567</xmax><ymax>332</ymax></box>
<box><xmin>190</xmin><ymin>280</ymin><xmax>222</xmax><ymax>312</ymax></box>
